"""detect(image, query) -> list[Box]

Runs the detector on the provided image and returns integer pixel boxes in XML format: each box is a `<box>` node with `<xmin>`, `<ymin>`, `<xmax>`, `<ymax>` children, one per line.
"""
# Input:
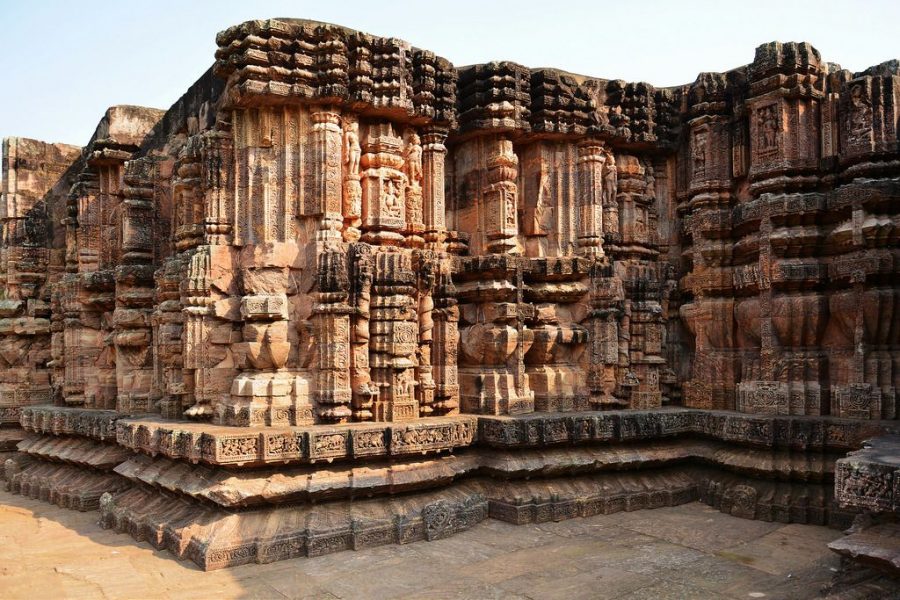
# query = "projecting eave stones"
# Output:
<box><xmin>213</xmin><ymin>18</ymin><xmax>458</xmax><ymax>128</ymax></box>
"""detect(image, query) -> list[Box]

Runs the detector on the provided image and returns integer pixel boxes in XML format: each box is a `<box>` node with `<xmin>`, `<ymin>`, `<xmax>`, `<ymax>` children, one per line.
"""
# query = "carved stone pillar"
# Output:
<box><xmin>342</xmin><ymin>117</ymin><xmax>362</xmax><ymax>242</ymax></box>
<box><xmin>415</xmin><ymin>251</ymin><xmax>437</xmax><ymax>416</ymax></box>
<box><xmin>576</xmin><ymin>139</ymin><xmax>605</xmax><ymax>257</ymax></box>
<box><xmin>182</xmin><ymin>247</ymin><xmax>212</xmax><ymax>418</ymax></box>
<box><xmin>370</xmin><ymin>250</ymin><xmax>419</xmax><ymax>421</ymax></box>
<box><xmin>201</xmin><ymin>130</ymin><xmax>234</xmax><ymax>246</ymax></box>
<box><xmin>312</xmin><ymin>250</ymin><xmax>352</xmax><ymax>423</ymax></box>
<box><xmin>732</xmin><ymin>42</ymin><xmax>827</xmax><ymax>416</ymax></box>
<box><xmin>311</xmin><ymin>108</ymin><xmax>344</xmax><ymax>237</ymax></box>
<box><xmin>457</xmin><ymin>256</ymin><xmax>535</xmax><ymax>415</ymax></box>
<box><xmin>422</xmin><ymin>126</ymin><xmax>448</xmax><ymax>248</ymax></box>
<box><xmin>584</xmin><ymin>265</ymin><xmax>623</xmax><ymax>408</ymax></box>
<box><xmin>524</xmin><ymin>259</ymin><xmax>590</xmax><ymax>412</ymax></box>
<box><xmin>483</xmin><ymin>137</ymin><xmax>519</xmax><ymax>254</ymax></box>
<box><xmin>431</xmin><ymin>264</ymin><xmax>459</xmax><ymax>415</ymax></box>
<box><xmin>174</xmin><ymin>140</ymin><xmax>204</xmax><ymax>252</ymax></box>
<box><xmin>826</xmin><ymin>72</ymin><xmax>900</xmax><ymax>419</ymax></box>
<box><xmin>60</xmin><ymin>277</ymin><xmax>86</xmax><ymax>405</ymax></box>
<box><xmin>681</xmin><ymin>73</ymin><xmax>740</xmax><ymax>411</ymax></box>
<box><xmin>63</xmin><ymin>195</ymin><xmax>79</xmax><ymax>273</ymax></box>
<box><xmin>152</xmin><ymin>256</ymin><xmax>185</xmax><ymax>419</ymax></box>
<box><xmin>601</xmin><ymin>149</ymin><xmax>619</xmax><ymax>244</ymax></box>
<box><xmin>403</xmin><ymin>129</ymin><xmax>425</xmax><ymax>247</ymax></box>
<box><xmin>114</xmin><ymin>157</ymin><xmax>158</xmax><ymax>413</ymax></box>
<box><xmin>75</xmin><ymin>174</ymin><xmax>101</xmax><ymax>272</ymax></box>
<box><xmin>349</xmin><ymin>243</ymin><xmax>377</xmax><ymax>421</ymax></box>
<box><xmin>113</xmin><ymin>265</ymin><xmax>154</xmax><ymax>413</ymax></box>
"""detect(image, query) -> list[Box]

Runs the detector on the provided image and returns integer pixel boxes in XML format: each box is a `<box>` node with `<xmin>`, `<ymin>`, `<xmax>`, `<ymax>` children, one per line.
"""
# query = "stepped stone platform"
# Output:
<box><xmin>2</xmin><ymin>491</ymin><xmax>865</xmax><ymax>600</ymax></box>
<box><xmin>8</xmin><ymin>405</ymin><xmax>900</xmax><ymax>568</ymax></box>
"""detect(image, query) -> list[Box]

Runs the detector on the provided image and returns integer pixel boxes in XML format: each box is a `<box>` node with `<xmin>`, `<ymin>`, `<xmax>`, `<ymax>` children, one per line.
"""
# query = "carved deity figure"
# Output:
<box><xmin>383</xmin><ymin>178</ymin><xmax>402</xmax><ymax>218</ymax></box>
<box><xmin>849</xmin><ymin>84</ymin><xmax>873</xmax><ymax>135</ymax></box>
<box><xmin>601</xmin><ymin>149</ymin><xmax>617</xmax><ymax>206</ymax></box>
<box><xmin>404</xmin><ymin>131</ymin><xmax>422</xmax><ymax>184</ymax></box>
<box><xmin>531</xmin><ymin>162</ymin><xmax>553</xmax><ymax>235</ymax></box>
<box><xmin>344</xmin><ymin>121</ymin><xmax>361</xmax><ymax>175</ymax></box>
<box><xmin>758</xmin><ymin>106</ymin><xmax>778</xmax><ymax>150</ymax></box>
<box><xmin>691</xmin><ymin>131</ymin><xmax>707</xmax><ymax>177</ymax></box>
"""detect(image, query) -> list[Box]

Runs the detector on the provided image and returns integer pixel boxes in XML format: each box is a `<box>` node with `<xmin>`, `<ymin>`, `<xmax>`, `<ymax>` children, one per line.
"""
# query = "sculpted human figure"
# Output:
<box><xmin>692</xmin><ymin>131</ymin><xmax>707</xmax><ymax>176</ymax></box>
<box><xmin>344</xmin><ymin>121</ymin><xmax>361</xmax><ymax>175</ymax></box>
<box><xmin>405</xmin><ymin>131</ymin><xmax>422</xmax><ymax>184</ymax></box>
<box><xmin>849</xmin><ymin>84</ymin><xmax>872</xmax><ymax>134</ymax></box>
<box><xmin>383</xmin><ymin>178</ymin><xmax>401</xmax><ymax>217</ymax></box>
<box><xmin>759</xmin><ymin>106</ymin><xmax>777</xmax><ymax>149</ymax></box>
<box><xmin>601</xmin><ymin>149</ymin><xmax>617</xmax><ymax>205</ymax></box>
<box><xmin>531</xmin><ymin>162</ymin><xmax>553</xmax><ymax>234</ymax></box>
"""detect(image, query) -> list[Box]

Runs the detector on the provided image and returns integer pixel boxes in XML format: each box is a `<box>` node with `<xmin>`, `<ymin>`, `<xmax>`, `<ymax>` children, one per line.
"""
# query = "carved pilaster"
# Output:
<box><xmin>313</xmin><ymin>250</ymin><xmax>352</xmax><ymax>423</ymax></box>
<box><xmin>74</xmin><ymin>173</ymin><xmax>101</xmax><ymax>271</ymax></box>
<box><xmin>182</xmin><ymin>247</ymin><xmax>213</xmax><ymax>419</ymax></box>
<box><xmin>431</xmin><ymin>264</ymin><xmax>459</xmax><ymax>415</ymax></box>
<box><xmin>422</xmin><ymin>126</ymin><xmax>448</xmax><ymax>248</ymax></box>
<box><xmin>576</xmin><ymin>139</ymin><xmax>605</xmax><ymax>257</ymax></box>
<box><xmin>415</xmin><ymin>251</ymin><xmax>437</xmax><ymax>416</ymax></box>
<box><xmin>370</xmin><ymin>250</ymin><xmax>419</xmax><ymax>421</ymax></box>
<box><xmin>174</xmin><ymin>139</ymin><xmax>204</xmax><ymax>252</ymax></box>
<box><xmin>403</xmin><ymin>129</ymin><xmax>425</xmax><ymax>247</ymax></box>
<box><xmin>349</xmin><ymin>242</ymin><xmax>377</xmax><ymax>421</ymax></box>
<box><xmin>483</xmin><ymin>137</ymin><xmax>519</xmax><ymax>254</ymax></box>
<box><xmin>312</xmin><ymin>108</ymin><xmax>344</xmax><ymax>235</ymax></box>
<box><xmin>601</xmin><ymin>149</ymin><xmax>619</xmax><ymax>243</ymax></box>
<box><xmin>201</xmin><ymin>130</ymin><xmax>234</xmax><ymax>245</ymax></box>
<box><xmin>114</xmin><ymin>157</ymin><xmax>159</xmax><ymax>414</ymax></box>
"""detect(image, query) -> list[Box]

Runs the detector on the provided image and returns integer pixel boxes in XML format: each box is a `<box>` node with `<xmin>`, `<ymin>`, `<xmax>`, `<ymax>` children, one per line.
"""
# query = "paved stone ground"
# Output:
<box><xmin>0</xmin><ymin>489</ymin><xmax>845</xmax><ymax>599</ymax></box>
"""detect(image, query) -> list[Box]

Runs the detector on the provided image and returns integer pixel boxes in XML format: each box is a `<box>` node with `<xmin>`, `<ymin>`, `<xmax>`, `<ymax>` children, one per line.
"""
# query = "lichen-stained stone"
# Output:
<box><xmin>1</xmin><ymin>18</ymin><xmax>899</xmax><ymax>577</ymax></box>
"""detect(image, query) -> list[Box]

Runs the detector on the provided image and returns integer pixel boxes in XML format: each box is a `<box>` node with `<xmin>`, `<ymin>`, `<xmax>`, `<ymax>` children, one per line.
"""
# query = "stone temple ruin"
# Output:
<box><xmin>1</xmin><ymin>18</ymin><xmax>899</xmax><ymax>587</ymax></box>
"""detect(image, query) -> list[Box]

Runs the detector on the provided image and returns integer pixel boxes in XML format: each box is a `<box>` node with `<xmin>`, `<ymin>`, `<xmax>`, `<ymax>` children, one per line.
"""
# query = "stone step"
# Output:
<box><xmin>829</xmin><ymin>522</ymin><xmax>900</xmax><ymax>576</ymax></box>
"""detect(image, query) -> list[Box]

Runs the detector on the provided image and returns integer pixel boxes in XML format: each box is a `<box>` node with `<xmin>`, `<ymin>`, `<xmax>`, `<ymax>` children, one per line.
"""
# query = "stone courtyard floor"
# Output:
<box><xmin>0</xmin><ymin>490</ymin><xmax>849</xmax><ymax>599</ymax></box>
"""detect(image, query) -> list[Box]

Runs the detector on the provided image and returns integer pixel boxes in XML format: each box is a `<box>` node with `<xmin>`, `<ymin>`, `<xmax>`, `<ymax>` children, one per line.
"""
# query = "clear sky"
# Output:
<box><xmin>1</xmin><ymin>0</ymin><xmax>898</xmax><ymax>147</ymax></box>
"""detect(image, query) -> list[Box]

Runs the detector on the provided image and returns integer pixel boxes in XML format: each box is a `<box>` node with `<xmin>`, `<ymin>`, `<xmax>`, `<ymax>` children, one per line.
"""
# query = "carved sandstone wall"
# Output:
<box><xmin>1</xmin><ymin>19</ymin><xmax>898</xmax><ymax>571</ymax></box>
<box><xmin>678</xmin><ymin>44</ymin><xmax>900</xmax><ymax>418</ymax></box>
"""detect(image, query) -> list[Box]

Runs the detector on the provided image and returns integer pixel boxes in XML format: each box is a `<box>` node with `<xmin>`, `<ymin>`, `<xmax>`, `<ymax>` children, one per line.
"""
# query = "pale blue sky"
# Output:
<box><xmin>1</xmin><ymin>0</ymin><xmax>897</xmax><ymax>146</ymax></box>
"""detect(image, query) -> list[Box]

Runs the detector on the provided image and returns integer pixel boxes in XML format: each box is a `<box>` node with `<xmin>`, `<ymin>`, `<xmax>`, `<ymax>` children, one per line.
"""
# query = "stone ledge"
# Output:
<box><xmin>5</xmin><ymin>459</ymin><xmax>129</xmax><ymax>512</ymax></box>
<box><xmin>835</xmin><ymin>435</ymin><xmax>900</xmax><ymax>513</ymax></box>
<box><xmin>99</xmin><ymin>484</ymin><xmax>489</xmax><ymax>570</ymax></box>
<box><xmin>113</xmin><ymin>439</ymin><xmax>839</xmax><ymax>508</ymax></box>
<box><xmin>20</xmin><ymin>406</ymin><xmax>120</xmax><ymax>440</ymax></box>
<box><xmin>115</xmin><ymin>415</ymin><xmax>476</xmax><ymax>466</ymax></box>
<box><xmin>17</xmin><ymin>435</ymin><xmax>131</xmax><ymax>470</ymax></box>
<box><xmin>20</xmin><ymin>405</ymin><xmax>899</xmax><ymax>458</ymax></box>
<box><xmin>485</xmin><ymin>469</ymin><xmax>698</xmax><ymax>524</ymax></box>
<box><xmin>0</xmin><ymin>427</ymin><xmax>26</xmax><ymax>451</ymax></box>
<box><xmin>698</xmin><ymin>468</ymin><xmax>853</xmax><ymax>528</ymax></box>
<box><xmin>828</xmin><ymin>522</ymin><xmax>900</xmax><ymax>575</ymax></box>
<box><xmin>478</xmin><ymin>408</ymin><xmax>900</xmax><ymax>451</ymax></box>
